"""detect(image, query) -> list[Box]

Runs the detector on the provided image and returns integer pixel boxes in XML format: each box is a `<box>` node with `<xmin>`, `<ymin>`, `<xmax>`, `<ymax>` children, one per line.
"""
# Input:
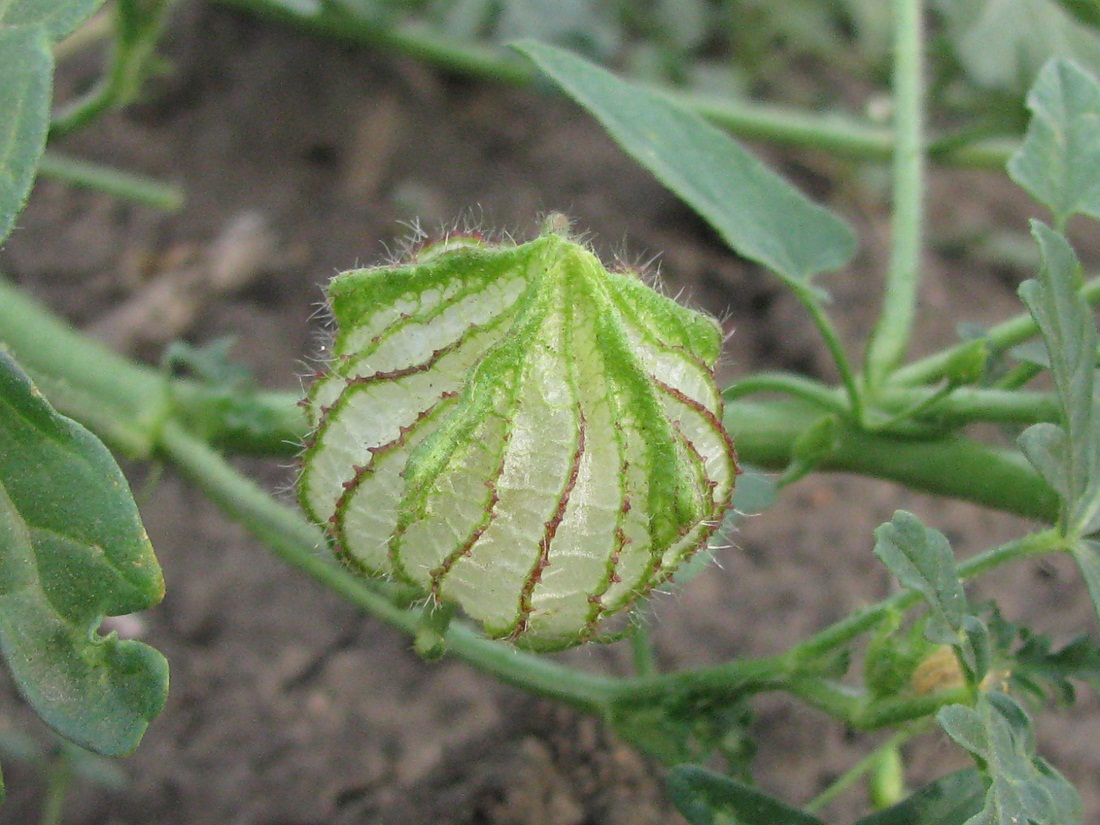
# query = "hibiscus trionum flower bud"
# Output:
<box><xmin>299</xmin><ymin>218</ymin><xmax>737</xmax><ymax>650</ymax></box>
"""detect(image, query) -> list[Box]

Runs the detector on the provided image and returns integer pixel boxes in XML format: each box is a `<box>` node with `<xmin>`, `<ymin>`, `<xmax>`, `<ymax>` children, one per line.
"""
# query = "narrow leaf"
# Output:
<box><xmin>937</xmin><ymin>693</ymin><xmax>1082</xmax><ymax>825</ymax></box>
<box><xmin>853</xmin><ymin>769</ymin><xmax>984</xmax><ymax>825</ymax></box>
<box><xmin>513</xmin><ymin>40</ymin><xmax>856</xmax><ymax>287</ymax></box>
<box><xmin>666</xmin><ymin>764</ymin><xmax>826</xmax><ymax>825</ymax></box>
<box><xmin>0</xmin><ymin>351</ymin><xmax>167</xmax><ymax>755</ymax></box>
<box><xmin>1018</xmin><ymin>222</ymin><xmax>1100</xmax><ymax>535</ymax></box>
<box><xmin>1008</xmin><ymin>58</ymin><xmax>1100</xmax><ymax>224</ymax></box>
<box><xmin>873</xmin><ymin>511</ymin><xmax>967</xmax><ymax>644</ymax></box>
<box><xmin>0</xmin><ymin>25</ymin><xmax>52</xmax><ymax>247</ymax></box>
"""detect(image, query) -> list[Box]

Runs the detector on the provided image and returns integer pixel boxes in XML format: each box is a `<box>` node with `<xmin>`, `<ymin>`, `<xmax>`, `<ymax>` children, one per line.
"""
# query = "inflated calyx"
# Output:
<box><xmin>299</xmin><ymin>219</ymin><xmax>736</xmax><ymax>650</ymax></box>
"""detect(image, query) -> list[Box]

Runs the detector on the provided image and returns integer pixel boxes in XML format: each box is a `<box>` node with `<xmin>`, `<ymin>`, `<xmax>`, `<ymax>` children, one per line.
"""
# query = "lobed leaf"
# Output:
<box><xmin>1008</xmin><ymin>58</ymin><xmax>1100</xmax><ymax>226</ymax></box>
<box><xmin>937</xmin><ymin>692</ymin><xmax>1081</xmax><ymax>825</ymax></box>
<box><xmin>1014</xmin><ymin>626</ymin><xmax>1100</xmax><ymax>701</ymax></box>
<box><xmin>0</xmin><ymin>351</ymin><xmax>167</xmax><ymax>755</ymax></box>
<box><xmin>513</xmin><ymin>40</ymin><xmax>856</xmax><ymax>289</ymax></box>
<box><xmin>1018</xmin><ymin>223</ymin><xmax>1100</xmax><ymax>536</ymax></box>
<box><xmin>666</xmin><ymin>764</ymin><xmax>825</xmax><ymax>825</ymax></box>
<box><xmin>873</xmin><ymin>511</ymin><xmax>967</xmax><ymax>646</ymax></box>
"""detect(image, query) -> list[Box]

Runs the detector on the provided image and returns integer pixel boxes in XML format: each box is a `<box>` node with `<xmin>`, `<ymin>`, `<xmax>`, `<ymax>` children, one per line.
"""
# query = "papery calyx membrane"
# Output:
<box><xmin>299</xmin><ymin>222</ymin><xmax>737</xmax><ymax>650</ymax></box>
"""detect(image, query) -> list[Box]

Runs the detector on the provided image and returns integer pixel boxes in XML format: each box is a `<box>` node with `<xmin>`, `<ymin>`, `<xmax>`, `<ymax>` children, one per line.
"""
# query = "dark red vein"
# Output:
<box><xmin>507</xmin><ymin>409</ymin><xmax>587</xmax><ymax>641</ymax></box>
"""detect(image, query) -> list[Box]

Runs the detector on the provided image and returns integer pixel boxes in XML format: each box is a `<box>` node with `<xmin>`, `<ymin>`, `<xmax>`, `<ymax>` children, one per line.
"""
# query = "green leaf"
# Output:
<box><xmin>937</xmin><ymin>693</ymin><xmax>1081</xmax><ymax>825</ymax></box>
<box><xmin>513</xmin><ymin>40</ymin><xmax>856</xmax><ymax>288</ymax></box>
<box><xmin>1018</xmin><ymin>223</ymin><xmax>1100</xmax><ymax>536</ymax></box>
<box><xmin>1008</xmin><ymin>58</ymin><xmax>1100</xmax><ymax>225</ymax></box>
<box><xmin>853</xmin><ymin>769</ymin><xmax>985</xmax><ymax>825</ymax></box>
<box><xmin>1014</xmin><ymin>627</ymin><xmax>1100</xmax><ymax>700</ymax></box>
<box><xmin>666</xmin><ymin>764</ymin><xmax>826</xmax><ymax>825</ymax></box>
<box><xmin>941</xmin><ymin>339</ymin><xmax>989</xmax><ymax>387</ymax></box>
<box><xmin>873</xmin><ymin>511</ymin><xmax>967</xmax><ymax>645</ymax></box>
<box><xmin>0</xmin><ymin>350</ymin><xmax>167</xmax><ymax>755</ymax></box>
<box><xmin>935</xmin><ymin>0</ymin><xmax>1100</xmax><ymax>94</ymax></box>
<box><xmin>0</xmin><ymin>25</ymin><xmax>52</xmax><ymax>247</ymax></box>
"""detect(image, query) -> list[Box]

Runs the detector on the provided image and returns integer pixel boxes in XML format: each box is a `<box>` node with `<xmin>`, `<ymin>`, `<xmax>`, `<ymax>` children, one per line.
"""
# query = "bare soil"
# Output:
<box><xmin>2</xmin><ymin>7</ymin><xmax>1099</xmax><ymax>824</ymax></box>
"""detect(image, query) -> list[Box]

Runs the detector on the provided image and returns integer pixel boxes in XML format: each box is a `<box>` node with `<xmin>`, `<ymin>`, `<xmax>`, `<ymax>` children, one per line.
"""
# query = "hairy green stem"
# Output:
<box><xmin>38</xmin><ymin>747</ymin><xmax>73</xmax><ymax>825</ymax></box>
<box><xmin>792</xmin><ymin>530</ymin><xmax>1064</xmax><ymax>665</ymax></box>
<box><xmin>51</xmin><ymin>0</ymin><xmax>173</xmax><ymax>137</ymax></box>
<box><xmin>722</xmin><ymin>372</ymin><xmax>848</xmax><ymax>414</ymax></box>
<box><xmin>0</xmin><ymin>279</ymin><xmax>167</xmax><ymax>454</ymax></box>
<box><xmin>864</xmin><ymin>0</ymin><xmax>926</xmax><ymax>392</ymax></box>
<box><xmin>685</xmin><ymin>76</ymin><xmax>1009</xmax><ymax>169</ymax></box>
<box><xmin>610</xmin><ymin>531</ymin><xmax>1063</xmax><ymax>715</ymax></box>
<box><xmin>0</xmin><ymin>273</ymin><xmax>1060</xmax><ymax>519</ymax></box>
<box><xmin>877</xmin><ymin>387</ymin><xmax>1059</xmax><ymax>425</ymax></box>
<box><xmin>630</xmin><ymin>614</ymin><xmax>657</xmax><ymax>677</ymax></box>
<box><xmin>157</xmin><ymin>421</ymin><xmax>617</xmax><ymax>714</ymax></box>
<box><xmin>37</xmin><ymin>152</ymin><xmax>184</xmax><ymax>211</ymax></box>
<box><xmin>797</xmin><ymin>285</ymin><xmax>865</xmax><ymax>417</ymax></box>
<box><xmin>158</xmin><ymin>415</ymin><xmax>1061</xmax><ymax>735</ymax></box>
<box><xmin>891</xmin><ymin>274</ymin><xmax>1100</xmax><ymax>386</ymax></box>
<box><xmin>725</xmin><ymin>401</ymin><xmax>1058</xmax><ymax>521</ymax></box>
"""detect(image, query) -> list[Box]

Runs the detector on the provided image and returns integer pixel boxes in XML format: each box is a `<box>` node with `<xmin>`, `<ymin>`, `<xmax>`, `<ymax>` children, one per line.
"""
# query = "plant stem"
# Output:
<box><xmin>683</xmin><ymin>73</ymin><xmax>1004</xmax><ymax>170</ymax></box>
<box><xmin>864</xmin><ymin>0</ymin><xmax>926</xmax><ymax>393</ymax></box>
<box><xmin>876</xmin><ymin>387</ymin><xmax>1059</xmax><ymax>426</ymax></box>
<box><xmin>804</xmin><ymin>726</ymin><xmax>922</xmax><ymax>813</ymax></box>
<box><xmin>0</xmin><ymin>275</ymin><xmax>1060</xmax><ymax>521</ymax></box>
<box><xmin>214</xmin><ymin>0</ymin><xmax>1017</xmax><ymax>170</ymax></box>
<box><xmin>157</xmin><ymin>413</ymin><xmax>1062</xmax><ymax>732</ymax></box>
<box><xmin>612</xmin><ymin>531</ymin><xmax>1063</xmax><ymax>717</ymax></box>
<box><xmin>792</xmin><ymin>530</ymin><xmax>1064</xmax><ymax>664</ymax></box>
<box><xmin>50</xmin><ymin>0</ymin><xmax>173</xmax><ymax>137</ymax></box>
<box><xmin>630</xmin><ymin>614</ymin><xmax>657</xmax><ymax>677</ymax></box>
<box><xmin>157</xmin><ymin>421</ymin><xmax>617</xmax><ymax>715</ymax></box>
<box><xmin>38</xmin><ymin>748</ymin><xmax>73</xmax><ymax>825</ymax></box>
<box><xmin>797</xmin><ymin>286</ymin><xmax>865</xmax><ymax>417</ymax></box>
<box><xmin>722</xmin><ymin>371</ymin><xmax>848</xmax><ymax>415</ymax></box>
<box><xmin>724</xmin><ymin>401</ymin><xmax>1058</xmax><ymax>522</ymax></box>
<box><xmin>0</xmin><ymin>278</ymin><xmax>167</xmax><ymax>455</ymax></box>
<box><xmin>892</xmin><ymin>274</ymin><xmax>1100</xmax><ymax>386</ymax></box>
<box><xmin>215</xmin><ymin>0</ymin><xmax>535</xmax><ymax>85</ymax></box>
<box><xmin>37</xmin><ymin>152</ymin><xmax>184</xmax><ymax>211</ymax></box>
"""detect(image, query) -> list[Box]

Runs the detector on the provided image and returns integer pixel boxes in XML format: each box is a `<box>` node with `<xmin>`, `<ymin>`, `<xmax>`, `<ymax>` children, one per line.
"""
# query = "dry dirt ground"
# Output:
<box><xmin>2</xmin><ymin>7</ymin><xmax>1099</xmax><ymax>824</ymax></box>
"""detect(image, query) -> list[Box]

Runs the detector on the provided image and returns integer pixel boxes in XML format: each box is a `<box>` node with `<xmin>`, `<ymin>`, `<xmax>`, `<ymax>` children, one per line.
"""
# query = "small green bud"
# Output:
<box><xmin>869</xmin><ymin>744</ymin><xmax>906</xmax><ymax>809</ymax></box>
<box><xmin>942</xmin><ymin>339</ymin><xmax>989</xmax><ymax>387</ymax></box>
<box><xmin>298</xmin><ymin>221</ymin><xmax>737</xmax><ymax>650</ymax></box>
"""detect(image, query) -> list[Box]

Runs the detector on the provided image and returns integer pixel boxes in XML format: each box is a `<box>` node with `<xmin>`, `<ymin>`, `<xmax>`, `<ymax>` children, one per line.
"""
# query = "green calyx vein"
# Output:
<box><xmin>299</xmin><ymin>223</ymin><xmax>737</xmax><ymax>650</ymax></box>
